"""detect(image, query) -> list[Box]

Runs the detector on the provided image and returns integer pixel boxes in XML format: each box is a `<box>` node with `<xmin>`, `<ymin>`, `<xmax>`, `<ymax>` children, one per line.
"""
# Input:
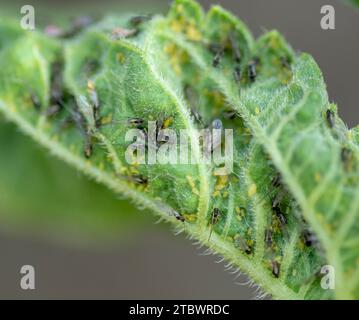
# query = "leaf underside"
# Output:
<box><xmin>1</xmin><ymin>0</ymin><xmax>359</xmax><ymax>299</ymax></box>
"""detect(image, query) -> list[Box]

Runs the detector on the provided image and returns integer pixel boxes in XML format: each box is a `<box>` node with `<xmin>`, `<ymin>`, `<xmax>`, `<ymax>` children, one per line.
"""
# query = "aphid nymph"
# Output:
<box><xmin>131</xmin><ymin>174</ymin><xmax>148</xmax><ymax>185</ymax></box>
<box><xmin>174</xmin><ymin>211</ymin><xmax>185</xmax><ymax>222</ymax></box>
<box><xmin>111</xmin><ymin>27</ymin><xmax>137</xmax><ymax>40</ymax></box>
<box><xmin>30</xmin><ymin>93</ymin><xmax>41</xmax><ymax>111</ymax></box>
<box><xmin>326</xmin><ymin>109</ymin><xmax>335</xmax><ymax>128</ymax></box>
<box><xmin>280</xmin><ymin>56</ymin><xmax>291</xmax><ymax>69</ymax></box>
<box><xmin>129</xmin><ymin>15</ymin><xmax>152</xmax><ymax>27</ymax></box>
<box><xmin>233</xmin><ymin>65</ymin><xmax>241</xmax><ymax>83</ymax></box>
<box><xmin>302</xmin><ymin>229</ymin><xmax>318</xmax><ymax>247</ymax></box>
<box><xmin>271</xmin><ymin>260</ymin><xmax>280</xmax><ymax>278</ymax></box>
<box><xmin>248</xmin><ymin>60</ymin><xmax>257</xmax><ymax>83</ymax></box>
<box><xmin>223</xmin><ymin>109</ymin><xmax>238</xmax><ymax>120</ymax></box>
<box><xmin>212</xmin><ymin>46</ymin><xmax>224</xmax><ymax>68</ymax></box>
<box><xmin>273</xmin><ymin>205</ymin><xmax>287</xmax><ymax>226</ymax></box>
<box><xmin>341</xmin><ymin>147</ymin><xmax>354</xmax><ymax>172</ymax></box>
<box><xmin>126</xmin><ymin>117</ymin><xmax>145</xmax><ymax>130</ymax></box>
<box><xmin>265</xmin><ymin>229</ymin><xmax>273</xmax><ymax>247</ymax></box>
<box><xmin>234</xmin><ymin>235</ymin><xmax>252</xmax><ymax>254</ymax></box>
<box><xmin>208</xmin><ymin>208</ymin><xmax>221</xmax><ymax>241</ymax></box>
<box><xmin>84</xmin><ymin>133</ymin><xmax>93</xmax><ymax>159</ymax></box>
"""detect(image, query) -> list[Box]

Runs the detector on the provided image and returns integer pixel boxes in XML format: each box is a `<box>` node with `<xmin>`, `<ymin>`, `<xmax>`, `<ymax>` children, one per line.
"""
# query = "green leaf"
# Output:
<box><xmin>1</xmin><ymin>0</ymin><xmax>358</xmax><ymax>299</ymax></box>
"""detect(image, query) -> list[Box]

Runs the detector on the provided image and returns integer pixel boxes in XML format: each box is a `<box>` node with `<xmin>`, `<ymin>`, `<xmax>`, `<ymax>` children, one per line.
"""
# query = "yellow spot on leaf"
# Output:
<box><xmin>314</xmin><ymin>172</ymin><xmax>322</xmax><ymax>182</ymax></box>
<box><xmin>186</xmin><ymin>175</ymin><xmax>200</xmax><ymax>196</ymax></box>
<box><xmin>186</xmin><ymin>25</ymin><xmax>201</xmax><ymax>41</ymax></box>
<box><xmin>116</xmin><ymin>53</ymin><xmax>126</xmax><ymax>64</ymax></box>
<box><xmin>212</xmin><ymin>190</ymin><xmax>220</xmax><ymax>197</ymax></box>
<box><xmin>215</xmin><ymin>175</ymin><xmax>228</xmax><ymax>191</ymax></box>
<box><xmin>87</xmin><ymin>79</ymin><xmax>95</xmax><ymax>91</ymax></box>
<box><xmin>163</xmin><ymin>117</ymin><xmax>173</xmax><ymax>129</ymax></box>
<box><xmin>248</xmin><ymin>184</ymin><xmax>257</xmax><ymax>197</ymax></box>
<box><xmin>184</xmin><ymin>213</ymin><xmax>197</xmax><ymax>223</ymax></box>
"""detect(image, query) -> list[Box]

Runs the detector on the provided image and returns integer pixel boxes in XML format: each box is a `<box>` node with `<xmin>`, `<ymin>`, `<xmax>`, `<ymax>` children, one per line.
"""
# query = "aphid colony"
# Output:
<box><xmin>207</xmin><ymin>32</ymin><xmax>259</xmax><ymax>85</ymax></box>
<box><xmin>32</xmin><ymin>12</ymin><xmax>330</xmax><ymax>283</ymax></box>
<box><xmin>325</xmin><ymin>108</ymin><xmax>356</xmax><ymax>174</ymax></box>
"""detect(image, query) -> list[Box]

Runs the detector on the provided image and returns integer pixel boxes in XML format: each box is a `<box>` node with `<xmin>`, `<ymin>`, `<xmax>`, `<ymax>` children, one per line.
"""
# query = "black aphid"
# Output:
<box><xmin>208</xmin><ymin>208</ymin><xmax>221</xmax><ymax>241</ymax></box>
<box><xmin>248</xmin><ymin>60</ymin><xmax>257</xmax><ymax>83</ymax></box>
<box><xmin>223</xmin><ymin>109</ymin><xmax>238</xmax><ymax>120</ymax></box>
<box><xmin>128</xmin><ymin>117</ymin><xmax>145</xmax><ymax>129</ymax></box>
<box><xmin>233</xmin><ymin>65</ymin><xmax>241</xmax><ymax>83</ymax></box>
<box><xmin>273</xmin><ymin>205</ymin><xmax>287</xmax><ymax>226</ymax></box>
<box><xmin>326</xmin><ymin>109</ymin><xmax>335</xmax><ymax>128</ymax></box>
<box><xmin>191</xmin><ymin>108</ymin><xmax>203</xmax><ymax>125</ymax></box>
<box><xmin>129</xmin><ymin>15</ymin><xmax>152</xmax><ymax>27</ymax></box>
<box><xmin>280</xmin><ymin>56</ymin><xmax>291</xmax><ymax>69</ymax></box>
<box><xmin>265</xmin><ymin>229</ymin><xmax>273</xmax><ymax>247</ymax></box>
<box><xmin>84</xmin><ymin>133</ymin><xmax>93</xmax><ymax>159</ymax></box>
<box><xmin>341</xmin><ymin>147</ymin><xmax>353</xmax><ymax>171</ymax></box>
<box><xmin>30</xmin><ymin>93</ymin><xmax>41</xmax><ymax>111</ymax></box>
<box><xmin>234</xmin><ymin>235</ymin><xmax>252</xmax><ymax>254</ymax></box>
<box><xmin>212</xmin><ymin>47</ymin><xmax>224</xmax><ymax>68</ymax></box>
<box><xmin>45</xmin><ymin>105</ymin><xmax>62</xmax><ymax>118</ymax></box>
<box><xmin>184</xmin><ymin>85</ymin><xmax>203</xmax><ymax>125</ymax></box>
<box><xmin>173</xmin><ymin>211</ymin><xmax>186</xmax><ymax>222</ymax></box>
<box><xmin>271</xmin><ymin>260</ymin><xmax>280</xmax><ymax>278</ymax></box>
<box><xmin>302</xmin><ymin>229</ymin><xmax>318</xmax><ymax>247</ymax></box>
<box><xmin>131</xmin><ymin>174</ymin><xmax>148</xmax><ymax>185</ymax></box>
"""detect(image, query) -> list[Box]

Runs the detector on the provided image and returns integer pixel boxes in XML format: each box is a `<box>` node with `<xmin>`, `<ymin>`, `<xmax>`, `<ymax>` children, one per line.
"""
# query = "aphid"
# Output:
<box><xmin>273</xmin><ymin>205</ymin><xmax>287</xmax><ymax>226</ymax></box>
<box><xmin>258</xmin><ymin>173</ymin><xmax>283</xmax><ymax>205</ymax></box>
<box><xmin>128</xmin><ymin>117</ymin><xmax>145</xmax><ymax>129</ymax></box>
<box><xmin>191</xmin><ymin>107</ymin><xmax>203</xmax><ymax>125</ymax></box>
<box><xmin>111</xmin><ymin>27</ymin><xmax>137</xmax><ymax>40</ymax></box>
<box><xmin>184</xmin><ymin>85</ymin><xmax>203</xmax><ymax>125</ymax></box>
<box><xmin>326</xmin><ymin>109</ymin><xmax>335</xmax><ymax>128</ymax></box>
<box><xmin>248</xmin><ymin>60</ymin><xmax>257</xmax><ymax>82</ymax></box>
<box><xmin>302</xmin><ymin>229</ymin><xmax>318</xmax><ymax>247</ymax></box>
<box><xmin>280</xmin><ymin>56</ymin><xmax>291</xmax><ymax>69</ymax></box>
<box><xmin>208</xmin><ymin>208</ymin><xmax>221</xmax><ymax>241</ymax></box>
<box><xmin>223</xmin><ymin>109</ymin><xmax>238</xmax><ymax>120</ymax></box>
<box><xmin>212</xmin><ymin>46</ymin><xmax>224</xmax><ymax>68</ymax></box>
<box><xmin>87</xmin><ymin>80</ymin><xmax>101</xmax><ymax>126</ymax></box>
<box><xmin>30</xmin><ymin>93</ymin><xmax>41</xmax><ymax>111</ymax></box>
<box><xmin>173</xmin><ymin>211</ymin><xmax>186</xmax><ymax>222</ymax></box>
<box><xmin>130</xmin><ymin>174</ymin><xmax>148</xmax><ymax>185</ymax></box>
<box><xmin>265</xmin><ymin>229</ymin><xmax>273</xmax><ymax>247</ymax></box>
<box><xmin>341</xmin><ymin>147</ymin><xmax>353</xmax><ymax>171</ymax></box>
<box><xmin>268</xmin><ymin>174</ymin><xmax>287</xmax><ymax>208</ymax></box>
<box><xmin>50</xmin><ymin>60</ymin><xmax>64</xmax><ymax>104</ymax></box>
<box><xmin>45</xmin><ymin>104</ymin><xmax>62</xmax><ymax>118</ymax></box>
<box><xmin>84</xmin><ymin>133</ymin><xmax>93</xmax><ymax>159</ymax></box>
<box><xmin>229</xmin><ymin>32</ymin><xmax>241</xmax><ymax>64</ymax></box>
<box><xmin>129</xmin><ymin>15</ymin><xmax>152</xmax><ymax>27</ymax></box>
<box><xmin>234</xmin><ymin>235</ymin><xmax>252</xmax><ymax>254</ymax></box>
<box><xmin>233</xmin><ymin>65</ymin><xmax>241</xmax><ymax>83</ymax></box>
<box><xmin>69</xmin><ymin>108</ymin><xmax>85</xmax><ymax>129</ymax></box>
<box><xmin>271</xmin><ymin>260</ymin><xmax>280</xmax><ymax>278</ymax></box>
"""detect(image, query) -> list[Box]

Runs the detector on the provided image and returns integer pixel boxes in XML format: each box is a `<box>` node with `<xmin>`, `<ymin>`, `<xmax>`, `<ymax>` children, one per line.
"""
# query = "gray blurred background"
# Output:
<box><xmin>0</xmin><ymin>0</ymin><xmax>358</xmax><ymax>299</ymax></box>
